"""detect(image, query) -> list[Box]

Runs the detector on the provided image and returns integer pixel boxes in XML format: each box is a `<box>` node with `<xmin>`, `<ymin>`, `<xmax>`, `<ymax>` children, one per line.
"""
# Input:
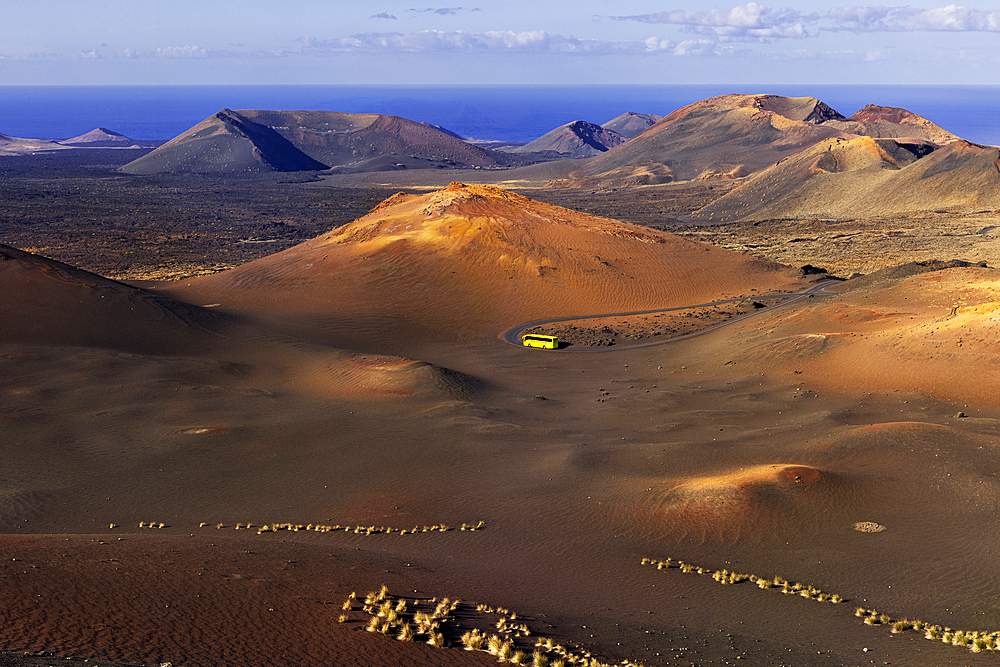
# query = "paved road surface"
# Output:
<box><xmin>501</xmin><ymin>280</ymin><xmax>839</xmax><ymax>352</ymax></box>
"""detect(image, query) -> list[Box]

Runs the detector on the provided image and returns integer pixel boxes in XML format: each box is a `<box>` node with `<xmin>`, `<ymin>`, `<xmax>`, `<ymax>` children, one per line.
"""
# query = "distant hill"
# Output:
<box><xmin>120</xmin><ymin>109</ymin><xmax>330</xmax><ymax>174</ymax></box>
<box><xmin>822</xmin><ymin>105</ymin><xmax>960</xmax><ymax>144</ymax></box>
<box><xmin>0</xmin><ymin>133</ymin><xmax>70</xmax><ymax>156</ymax></box>
<box><xmin>689</xmin><ymin>137</ymin><xmax>1000</xmax><ymax>221</ymax></box>
<box><xmin>59</xmin><ymin>127</ymin><xmax>139</xmax><ymax>148</ymax></box>
<box><xmin>559</xmin><ymin>94</ymin><xmax>962</xmax><ymax>188</ymax></box>
<box><xmin>507</xmin><ymin>120</ymin><xmax>628</xmax><ymax>157</ymax></box>
<box><xmin>562</xmin><ymin>95</ymin><xmax>851</xmax><ymax>187</ymax></box>
<box><xmin>601</xmin><ymin>112</ymin><xmax>662</xmax><ymax>139</ymax></box>
<box><xmin>172</xmin><ymin>182</ymin><xmax>798</xmax><ymax>341</ymax></box>
<box><xmin>122</xmin><ymin>109</ymin><xmax>523</xmax><ymax>175</ymax></box>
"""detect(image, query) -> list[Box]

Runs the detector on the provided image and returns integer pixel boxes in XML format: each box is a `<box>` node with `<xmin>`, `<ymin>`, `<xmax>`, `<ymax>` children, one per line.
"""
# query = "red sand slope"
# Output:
<box><xmin>563</xmin><ymin>94</ymin><xmax>852</xmax><ymax>187</ymax></box>
<box><xmin>562</xmin><ymin>94</ymin><xmax>963</xmax><ymax>188</ymax></box>
<box><xmin>0</xmin><ymin>243</ymin><xmax>224</xmax><ymax>354</ymax></box>
<box><xmin>170</xmin><ymin>183</ymin><xmax>800</xmax><ymax>342</ymax></box>
<box><xmin>706</xmin><ymin>263</ymin><xmax>1000</xmax><ymax>403</ymax></box>
<box><xmin>691</xmin><ymin>137</ymin><xmax>1000</xmax><ymax>221</ymax></box>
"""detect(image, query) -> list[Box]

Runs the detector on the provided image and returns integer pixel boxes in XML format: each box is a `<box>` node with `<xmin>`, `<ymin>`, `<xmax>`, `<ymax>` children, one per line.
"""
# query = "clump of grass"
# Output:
<box><xmin>497</xmin><ymin>640</ymin><xmax>515</xmax><ymax>662</ymax></box>
<box><xmin>924</xmin><ymin>626</ymin><xmax>942</xmax><ymax>640</ymax></box>
<box><xmin>532</xmin><ymin>649</ymin><xmax>549</xmax><ymax>667</ymax></box>
<box><xmin>461</xmin><ymin>629</ymin><xmax>486</xmax><ymax>651</ymax></box>
<box><xmin>427</xmin><ymin>630</ymin><xmax>446</xmax><ymax>647</ymax></box>
<box><xmin>337</xmin><ymin>614</ymin><xmax>347</xmax><ymax>623</ymax></box>
<box><xmin>892</xmin><ymin>619</ymin><xmax>912</xmax><ymax>633</ymax></box>
<box><xmin>397</xmin><ymin>623</ymin><xmax>414</xmax><ymax>642</ymax></box>
<box><xmin>365</xmin><ymin>617</ymin><xmax>380</xmax><ymax>632</ymax></box>
<box><xmin>854</xmin><ymin>607</ymin><xmax>867</xmax><ymax>617</ymax></box>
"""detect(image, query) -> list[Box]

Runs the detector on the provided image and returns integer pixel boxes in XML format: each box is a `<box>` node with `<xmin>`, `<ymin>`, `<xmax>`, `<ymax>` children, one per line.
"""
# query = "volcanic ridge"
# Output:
<box><xmin>121</xmin><ymin>109</ymin><xmax>529</xmax><ymax>174</ymax></box>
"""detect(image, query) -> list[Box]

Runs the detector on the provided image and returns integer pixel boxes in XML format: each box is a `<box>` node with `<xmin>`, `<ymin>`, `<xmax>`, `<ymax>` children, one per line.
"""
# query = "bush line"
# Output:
<box><xmin>643</xmin><ymin>556</ymin><xmax>1000</xmax><ymax>653</ymax></box>
<box><xmin>341</xmin><ymin>585</ymin><xmax>646</xmax><ymax>667</ymax></box>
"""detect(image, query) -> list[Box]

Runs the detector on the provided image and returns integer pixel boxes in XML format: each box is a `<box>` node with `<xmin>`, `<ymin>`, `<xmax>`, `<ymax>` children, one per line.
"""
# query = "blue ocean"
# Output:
<box><xmin>1</xmin><ymin>84</ymin><xmax>998</xmax><ymax>146</ymax></box>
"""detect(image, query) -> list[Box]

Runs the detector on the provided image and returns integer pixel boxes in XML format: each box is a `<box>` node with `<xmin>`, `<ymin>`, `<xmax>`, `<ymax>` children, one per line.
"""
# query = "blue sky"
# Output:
<box><xmin>3</xmin><ymin>1</ymin><xmax>1000</xmax><ymax>84</ymax></box>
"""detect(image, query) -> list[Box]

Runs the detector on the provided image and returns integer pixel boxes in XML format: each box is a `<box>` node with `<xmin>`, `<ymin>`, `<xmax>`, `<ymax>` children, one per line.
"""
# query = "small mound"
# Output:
<box><xmin>743</xmin><ymin>333</ymin><xmax>835</xmax><ymax>363</ymax></box>
<box><xmin>840</xmin><ymin>259</ymin><xmax>988</xmax><ymax>292</ymax></box>
<box><xmin>646</xmin><ymin>464</ymin><xmax>846</xmax><ymax>543</ymax></box>
<box><xmin>286</xmin><ymin>350</ymin><xmax>483</xmax><ymax>400</ymax></box>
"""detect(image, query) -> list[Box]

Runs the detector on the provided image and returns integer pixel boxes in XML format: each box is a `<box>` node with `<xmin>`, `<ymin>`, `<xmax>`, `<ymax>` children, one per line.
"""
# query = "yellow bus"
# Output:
<box><xmin>522</xmin><ymin>334</ymin><xmax>559</xmax><ymax>349</ymax></box>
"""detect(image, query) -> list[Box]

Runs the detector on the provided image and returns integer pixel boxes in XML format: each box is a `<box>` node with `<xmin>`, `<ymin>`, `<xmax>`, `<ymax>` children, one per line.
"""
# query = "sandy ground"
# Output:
<box><xmin>6</xmin><ymin>168</ymin><xmax>1000</xmax><ymax>667</ymax></box>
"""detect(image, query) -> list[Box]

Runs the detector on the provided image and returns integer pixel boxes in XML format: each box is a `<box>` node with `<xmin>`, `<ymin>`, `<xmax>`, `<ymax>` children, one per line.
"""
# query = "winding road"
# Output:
<box><xmin>501</xmin><ymin>280</ymin><xmax>839</xmax><ymax>352</ymax></box>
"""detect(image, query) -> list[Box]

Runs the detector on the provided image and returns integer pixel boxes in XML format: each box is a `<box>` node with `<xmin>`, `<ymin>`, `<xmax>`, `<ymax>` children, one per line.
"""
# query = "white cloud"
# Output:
<box><xmin>615</xmin><ymin>3</ymin><xmax>1000</xmax><ymax>38</ymax></box>
<box><xmin>79</xmin><ymin>49</ymin><xmax>100</xmax><ymax>59</ymax></box>
<box><xmin>828</xmin><ymin>4</ymin><xmax>1000</xmax><ymax>32</ymax></box>
<box><xmin>672</xmin><ymin>39</ymin><xmax>726</xmax><ymax>55</ymax></box>
<box><xmin>409</xmin><ymin>7</ymin><xmax>478</xmax><ymax>15</ymax></box>
<box><xmin>155</xmin><ymin>45</ymin><xmax>207</xmax><ymax>58</ymax></box>
<box><xmin>299</xmin><ymin>30</ymin><xmax>650</xmax><ymax>55</ymax></box>
<box><xmin>613</xmin><ymin>3</ymin><xmax>811</xmax><ymax>40</ymax></box>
